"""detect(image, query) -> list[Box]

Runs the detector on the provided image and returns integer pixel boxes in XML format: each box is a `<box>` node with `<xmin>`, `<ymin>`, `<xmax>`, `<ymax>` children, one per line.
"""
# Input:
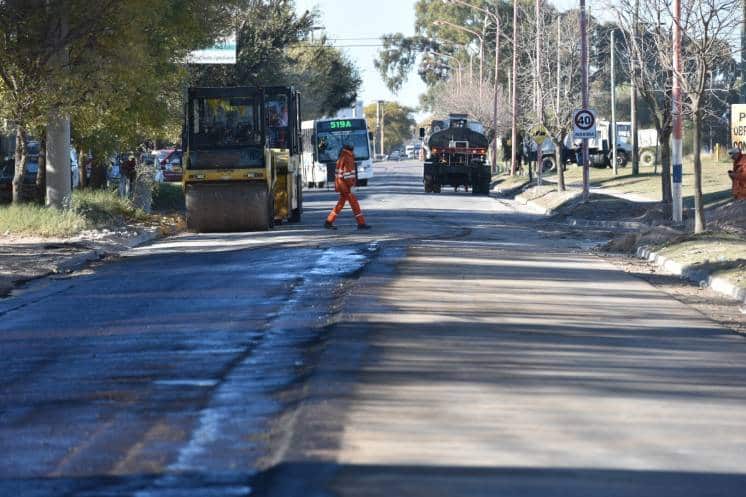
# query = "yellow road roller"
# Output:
<box><xmin>183</xmin><ymin>86</ymin><xmax>303</xmax><ymax>232</ymax></box>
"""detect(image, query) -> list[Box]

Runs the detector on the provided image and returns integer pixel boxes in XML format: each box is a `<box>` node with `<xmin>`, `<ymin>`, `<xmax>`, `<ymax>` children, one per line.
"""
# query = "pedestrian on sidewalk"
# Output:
<box><xmin>120</xmin><ymin>155</ymin><xmax>137</xmax><ymax>198</ymax></box>
<box><xmin>325</xmin><ymin>143</ymin><xmax>371</xmax><ymax>230</ymax></box>
<box><xmin>728</xmin><ymin>148</ymin><xmax>746</xmax><ymax>200</ymax></box>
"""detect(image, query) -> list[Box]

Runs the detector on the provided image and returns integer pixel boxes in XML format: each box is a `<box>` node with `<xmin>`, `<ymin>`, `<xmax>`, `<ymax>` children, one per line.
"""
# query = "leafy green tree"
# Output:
<box><xmin>0</xmin><ymin>0</ymin><xmax>235</xmax><ymax>202</ymax></box>
<box><xmin>191</xmin><ymin>0</ymin><xmax>361</xmax><ymax>120</ymax></box>
<box><xmin>364</xmin><ymin>102</ymin><xmax>416</xmax><ymax>154</ymax></box>
<box><xmin>375</xmin><ymin>0</ymin><xmax>508</xmax><ymax>93</ymax></box>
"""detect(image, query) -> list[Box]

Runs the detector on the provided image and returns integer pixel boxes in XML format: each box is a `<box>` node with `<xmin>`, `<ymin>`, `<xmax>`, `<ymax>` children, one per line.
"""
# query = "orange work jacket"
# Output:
<box><xmin>335</xmin><ymin>148</ymin><xmax>357</xmax><ymax>191</ymax></box>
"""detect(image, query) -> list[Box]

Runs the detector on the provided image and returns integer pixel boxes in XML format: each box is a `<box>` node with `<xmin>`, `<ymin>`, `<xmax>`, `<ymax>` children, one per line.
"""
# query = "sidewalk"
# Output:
<box><xmin>505</xmin><ymin>176</ymin><xmax>746</xmax><ymax>304</ymax></box>
<box><xmin>0</xmin><ymin>228</ymin><xmax>159</xmax><ymax>297</ymax></box>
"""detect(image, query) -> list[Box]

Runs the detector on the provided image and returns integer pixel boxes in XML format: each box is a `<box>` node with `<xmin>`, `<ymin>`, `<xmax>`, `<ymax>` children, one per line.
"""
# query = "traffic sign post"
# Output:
<box><xmin>529</xmin><ymin>124</ymin><xmax>549</xmax><ymax>186</ymax></box>
<box><xmin>574</xmin><ymin>107</ymin><xmax>595</xmax><ymax>201</ymax></box>
<box><xmin>573</xmin><ymin>109</ymin><xmax>597</xmax><ymax>139</ymax></box>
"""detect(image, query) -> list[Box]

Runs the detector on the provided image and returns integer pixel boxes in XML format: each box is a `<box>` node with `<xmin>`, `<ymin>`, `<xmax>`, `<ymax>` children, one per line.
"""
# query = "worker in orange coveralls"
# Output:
<box><xmin>727</xmin><ymin>148</ymin><xmax>746</xmax><ymax>200</ymax></box>
<box><xmin>325</xmin><ymin>143</ymin><xmax>371</xmax><ymax>230</ymax></box>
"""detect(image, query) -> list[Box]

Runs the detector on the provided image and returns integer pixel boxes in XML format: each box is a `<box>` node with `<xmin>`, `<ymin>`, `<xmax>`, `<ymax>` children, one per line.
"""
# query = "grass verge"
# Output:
<box><xmin>0</xmin><ymin>204</ymin><xmax>88</xmax><ymax>238</ymax></box>
<box><xmin>653</xmin><ymin>232</ymin><xmax>746</xmax><ymax>290</ymax></box>
<box><xmin>545</xmin><ymin>155</ymin><xmax>733</xmax><ymax>209</ymax></box>
<box><xmin>0</xmin><ymin>189</ymin><xmax>149</xmax><ymax>238</ymax></box>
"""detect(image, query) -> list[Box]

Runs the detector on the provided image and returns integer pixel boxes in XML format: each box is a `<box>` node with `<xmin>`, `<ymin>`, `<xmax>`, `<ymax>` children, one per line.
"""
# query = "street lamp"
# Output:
<box><xmin>443</xmin><ymin>0</ymin><xmax>508</xmax><ymax>173</ymax></box>
<box><xmin>433</xmin><ymin>19</ymin><xmax>483</xmax><ymax>95</ymax></box>
<box><xmin>429</xmin><ymin>50</ymin><xmax>463</xmax><ymax>91</ymax></box>
<box><xmin>610</xmin><ymin>28</ymin><xmax>618</xmax><ymax>176</ymax></box>
<box><xmin>438</xmin><ymin>40</ymin><xmax>477</xmax><ymax>84</ymax></box>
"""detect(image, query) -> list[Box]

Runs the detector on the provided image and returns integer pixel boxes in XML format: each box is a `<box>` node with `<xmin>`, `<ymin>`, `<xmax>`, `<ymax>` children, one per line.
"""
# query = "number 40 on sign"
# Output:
<box><xmin>573</xmin><ymin>109</ymin><xmax>597</xmax><ymax>139</ymax></box>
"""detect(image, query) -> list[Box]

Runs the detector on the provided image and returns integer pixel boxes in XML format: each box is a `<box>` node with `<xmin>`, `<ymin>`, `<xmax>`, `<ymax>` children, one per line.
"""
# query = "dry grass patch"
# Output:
<box><xmin>0</xmin><ymin>189</ymin><xmax>149</xmax><ymax>238</ymax></box>
<box><xmin>0</xmin><ymin>204</ymin><xmax>88</xmax><ymax>238</ymax></box>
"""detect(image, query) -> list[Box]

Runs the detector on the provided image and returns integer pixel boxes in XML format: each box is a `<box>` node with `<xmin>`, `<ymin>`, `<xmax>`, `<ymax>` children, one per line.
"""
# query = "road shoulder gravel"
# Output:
<box><xmin>0</xmin><ymin>227</ymin><xmax>160</xmax><ymax>297</ymax></box>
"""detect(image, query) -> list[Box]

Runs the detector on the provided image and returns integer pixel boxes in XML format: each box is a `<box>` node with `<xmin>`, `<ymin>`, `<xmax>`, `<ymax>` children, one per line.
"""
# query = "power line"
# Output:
<box><xmin>293</xmin><ymin>42</ymin><xmax>386</xmax><ymax>48</ymax></box>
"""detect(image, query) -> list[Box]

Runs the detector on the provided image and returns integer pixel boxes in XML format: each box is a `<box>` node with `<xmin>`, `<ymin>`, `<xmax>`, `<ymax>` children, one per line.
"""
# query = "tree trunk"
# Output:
<box><xmin>692</xmin><ymin>107</ymin><xmax>706</xmax><ymax>233</ymax></box>
<box><xmin>12</xmin><ymin>127</ymin><xmax>28</xmax><ymax>204</ymax></box>
<box><xmin>659</xmin><ymin>130</ymin><xmax>673</xmax><ymax>217</ymax></box>
<box><xmin>36</xmin><ymin>136</ymin><xmax>46</xmax><ymax>204</ymax></box>
<box><xmin>557</xmin><ymin>132</ymin><xmax>565</xmax><ymax>192</ymax></box>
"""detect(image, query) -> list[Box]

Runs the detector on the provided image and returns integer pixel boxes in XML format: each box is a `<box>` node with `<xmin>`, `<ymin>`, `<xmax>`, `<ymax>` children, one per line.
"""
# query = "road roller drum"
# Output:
<box><xmin>185</xmin><ymin>182</ymin><xmax>271</xmax><ymax>232</ymax></box>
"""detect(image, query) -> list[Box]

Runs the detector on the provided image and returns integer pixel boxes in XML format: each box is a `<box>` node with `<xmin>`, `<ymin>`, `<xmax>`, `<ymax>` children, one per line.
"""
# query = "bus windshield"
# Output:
<box><xmin>315</xmin><ymin>119</ymin><xmax>370</xmax><ymax>162</ymax></box>
<box><xmin>316</xmin><ymin>129</ymin><xmax>370</xmax><ymax>163</ymax></box>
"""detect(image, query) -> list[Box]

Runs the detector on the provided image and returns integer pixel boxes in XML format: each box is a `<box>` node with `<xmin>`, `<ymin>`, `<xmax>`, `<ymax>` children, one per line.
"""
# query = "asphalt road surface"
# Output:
<box><xmin>2</xmin><ymin>161</ymin><xmax>745</xmax><ymax>496</ymax></box>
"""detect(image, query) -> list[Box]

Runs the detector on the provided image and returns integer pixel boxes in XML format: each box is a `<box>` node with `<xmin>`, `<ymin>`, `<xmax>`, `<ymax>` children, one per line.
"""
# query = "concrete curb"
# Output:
<box><xmin>3</xmin><ymin>229</ymin><xmax>161</xmax><ymax>298</ymax></box>
<box><xmin>566</xmin><ymin>218</ymin><xmax>648</xmax><ymax>230</ymax></box>
<box><xmin>637</xmin><ymin>245</ymin><xmax>746</xmax><ymax>302</ymax></box>
<box><xmin>513</xmin><ymin>193</ymin><xmax>555</xmax><ymax>215</ymax></box>
<box><xmin>492</xmin><ymin>182</ymin><xmax>531</xmax><ymax>199</ymax></box>
<box><xmin>53</xmin><ymin>228</ymin><xmax>161</xmax><ymax>274</ymax></box>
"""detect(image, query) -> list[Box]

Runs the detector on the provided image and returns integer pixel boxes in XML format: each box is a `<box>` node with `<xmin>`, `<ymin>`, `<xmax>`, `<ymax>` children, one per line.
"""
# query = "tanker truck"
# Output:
<box><xmin>421</xmin><ymin>114</ymin><xmax>491</xmax><ymax>195</ymax></box>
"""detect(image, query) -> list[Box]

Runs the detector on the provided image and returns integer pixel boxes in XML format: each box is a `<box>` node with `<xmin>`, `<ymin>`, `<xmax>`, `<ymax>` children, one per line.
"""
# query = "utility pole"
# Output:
<box><xmin>377</xmin><ymin>100</ymin><xmax>385</xmax><ymax>156</ymax></box>
<box><xmin>535</xmin><ymin>0</ymin><xmax>543</xmax><ymax>186</ymax></box>
<box><xmin>742</xmin><ymin>0</ymin><xmax>746</xmax><ymax>102</ymax></box>
<box><xmin>469</xmin><ymin>51</ymin><xmax>474</xmax><ymax>85</ymax></box>
<box><xmin>492</xmin><ymin>0</ymin><xmax>500</xmax><ymax>174</ymax></box>
<box><xmin>611</xmin><ymin>29</ymin><xmax>618</xmax><ymax>176</ymax></box>
<box><xmin>46</xmin><ymin>9</ymin><xmax>71</xmax><ymax>209</ymax></box>
<box><xmin>511</xmin><ymin>0</ymin><xmax>518</xmax><ymax>176</ymax></box>
<box><xmin>556</xmin><ymin>17</ymin><xmax>561</xmax><ymax>119</ymax></box>
<box><xmin>580</xmin><ymin>0</ymin><xmax>590</xmax><ymax>201</ymax></box>
<box><xmin>672</xmin><ymin>0</ymin><xmax>683</xmax><ymax>223</ymax></box>
<box><xmin>557</xmin><ymin>16</ymin><xmax>565</xmax><ymax>192</ymax></box>
<box><xmin>631</xmin><ymin>0</ymin><xmax>639</xmax><ymax>175</ymax></box>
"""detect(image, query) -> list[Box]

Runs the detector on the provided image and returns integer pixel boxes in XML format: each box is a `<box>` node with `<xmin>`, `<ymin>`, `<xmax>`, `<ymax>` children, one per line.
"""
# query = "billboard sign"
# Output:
<box><xmin>186</xmin><ymin>34</ymin><xmax>236</xmax><ymax>64</ymax></box>
<box><xmin>730</xmin><ymin>104</ymin><xmax>746</xmax><ymax>150</ymax></box>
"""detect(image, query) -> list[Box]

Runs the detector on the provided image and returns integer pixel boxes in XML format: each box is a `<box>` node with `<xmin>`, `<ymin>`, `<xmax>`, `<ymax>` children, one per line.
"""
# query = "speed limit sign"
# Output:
<box><xmin>573</xmin><ymin>109</ymin><xmax>597</xmax><ymax>139</ymax></box>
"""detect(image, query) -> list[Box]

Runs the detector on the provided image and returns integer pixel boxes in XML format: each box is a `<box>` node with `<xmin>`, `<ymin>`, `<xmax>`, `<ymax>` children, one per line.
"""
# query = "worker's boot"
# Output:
<box><xmin>324</xmin><ymin>221</ymin><xmax>337</xmax><ymax>230</ymax></box>
<box><xmin>357</xmin><ymin>223</ymin><xmax>371</xmax><ymax>230</ymax></box>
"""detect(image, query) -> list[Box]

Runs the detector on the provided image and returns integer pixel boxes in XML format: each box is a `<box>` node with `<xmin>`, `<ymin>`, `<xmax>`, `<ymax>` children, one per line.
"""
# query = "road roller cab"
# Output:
<box><xmin>264</xmin><ymin>87</ymin><xmax>303</xmax><ymax>224</ymax></box>
<box><xmin>183</xmin><ymin>86</ymin><xmax>303</xmax><ymax>232</ymax></box>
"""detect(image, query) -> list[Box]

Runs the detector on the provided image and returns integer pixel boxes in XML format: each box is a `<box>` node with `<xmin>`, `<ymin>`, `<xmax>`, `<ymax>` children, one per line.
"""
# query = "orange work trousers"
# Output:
<box><xmin>326</xmin><ymin>181</ymin><xmax>366</xmax><ymax>225</ymax></box>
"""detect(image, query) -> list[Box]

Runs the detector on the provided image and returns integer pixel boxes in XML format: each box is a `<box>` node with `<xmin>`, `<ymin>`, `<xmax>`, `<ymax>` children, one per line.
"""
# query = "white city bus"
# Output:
<box><xmin>301</xmin><ymin>120</ymin><xmax>328</xmax><ymax>188</ymax></box>
<box><xmin>301</xmin><ymin>117</ymin><xmax>374</xmax><ymax>187</ymax></box>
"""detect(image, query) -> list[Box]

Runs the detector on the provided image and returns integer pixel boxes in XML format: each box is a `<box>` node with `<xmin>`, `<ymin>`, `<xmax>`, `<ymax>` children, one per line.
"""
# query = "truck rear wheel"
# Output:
<box><xmin>640</xmin><ymin>149</ymin><xmax>655</xmax><ymax>167</ymax></box>
<box><xmin>540</xmin><ymin>156</ymin><xmax>556</xmax><ymax>173</ymax></box>
<box><xmin>616</xmin><ymin>150</ymin><xmax>629</xmax><ymax>167</ymax></box>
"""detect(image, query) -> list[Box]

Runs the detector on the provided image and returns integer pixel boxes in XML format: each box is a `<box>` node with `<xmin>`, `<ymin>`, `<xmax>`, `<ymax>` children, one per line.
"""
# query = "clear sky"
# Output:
<box><xmin>294</xmin><ymin>0</ymin><xmax>598</xmax><ymax>111</ymax></box>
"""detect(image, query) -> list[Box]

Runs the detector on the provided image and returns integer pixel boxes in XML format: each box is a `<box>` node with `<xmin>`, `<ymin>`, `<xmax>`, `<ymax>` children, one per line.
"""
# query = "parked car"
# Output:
<box><xmin>0</xmin><ymin>161</ymin><xmax>11</xmax><ymax>203</ymax></box>
<box><xmin>24</xmin><ymin>140</ymin><xmax>40</xmax><ymax>183</ymax></box>
<box><xmin>159</xmin><ymin>149</ymin><xmax>182</xmax><ymax>182</ymax></box>
<box><xmin>70</xmin><ymin>148</ymin><xmax>80</xmax><ymax>188</ymax></box>
<box><xmin>140</xmin><ymin>152</ymin><xmax>156</xmax><ymax>167</ymax></box>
